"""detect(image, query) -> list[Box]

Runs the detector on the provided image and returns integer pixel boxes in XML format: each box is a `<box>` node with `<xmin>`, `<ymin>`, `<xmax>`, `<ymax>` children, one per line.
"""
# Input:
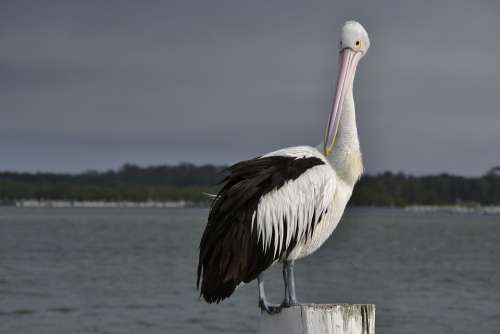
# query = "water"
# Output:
<box><xmin>0</xmin><ymin>207</ymin><xmax>499</xmax><ymax>333</ymax></box>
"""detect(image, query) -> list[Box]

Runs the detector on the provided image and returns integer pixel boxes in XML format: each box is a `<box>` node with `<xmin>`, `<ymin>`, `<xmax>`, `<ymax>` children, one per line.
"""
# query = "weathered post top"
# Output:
<box><xmin>260</xmin><ymin>303</ymin><xmax>375</xmax><ymax>334</ymax></box>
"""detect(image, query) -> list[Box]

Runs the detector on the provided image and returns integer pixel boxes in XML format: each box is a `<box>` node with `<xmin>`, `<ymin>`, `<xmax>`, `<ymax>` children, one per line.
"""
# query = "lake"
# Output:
<box><xmin>0</xmin><ymin>207</ymin><xmax>498</xmax><ymax>333</ymax></box>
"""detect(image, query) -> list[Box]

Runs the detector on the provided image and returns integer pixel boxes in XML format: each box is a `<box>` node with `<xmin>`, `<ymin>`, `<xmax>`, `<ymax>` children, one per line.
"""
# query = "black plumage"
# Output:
<box><xmin>197</xmin><ymin>155</ymin><xmax>325</xmax><ymax>303</ymax></box>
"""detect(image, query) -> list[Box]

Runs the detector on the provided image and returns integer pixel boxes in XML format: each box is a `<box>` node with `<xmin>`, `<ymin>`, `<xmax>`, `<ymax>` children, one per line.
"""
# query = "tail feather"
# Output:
<box><xmin>197</xmin><ymin>208</ymin><xmax>274</xmax><ymax>303</ymax></box>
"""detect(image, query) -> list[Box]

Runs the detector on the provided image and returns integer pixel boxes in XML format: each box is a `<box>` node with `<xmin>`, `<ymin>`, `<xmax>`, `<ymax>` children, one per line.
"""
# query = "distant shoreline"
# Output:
<box><xmin>9</xmin><ymin>199</ymin><xmax>194</xmax><ymax>208</ymax></box>
<box><xmin>405</xmin><ymin>205</ymin><xmax>500</xmax><ymax>215</ymax></box>
<box><xmin>2</xmin><ymin>200</ymin><xmax>500</xmax><ymax>215</ymax></box>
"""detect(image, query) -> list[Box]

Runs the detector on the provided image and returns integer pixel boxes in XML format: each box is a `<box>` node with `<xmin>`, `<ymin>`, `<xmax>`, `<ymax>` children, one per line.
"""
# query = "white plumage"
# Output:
<box><xmin>253</xmin><ymin>146</ymin><xmax>337</xmax><ymax>259</ymax></box>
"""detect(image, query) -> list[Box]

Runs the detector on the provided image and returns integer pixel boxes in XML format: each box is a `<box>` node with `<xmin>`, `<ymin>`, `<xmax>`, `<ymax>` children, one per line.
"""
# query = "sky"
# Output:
<box><xmin>1</xmin><ymin>0</ymin><xmax>500</xmax><ymax>175</ymax></box>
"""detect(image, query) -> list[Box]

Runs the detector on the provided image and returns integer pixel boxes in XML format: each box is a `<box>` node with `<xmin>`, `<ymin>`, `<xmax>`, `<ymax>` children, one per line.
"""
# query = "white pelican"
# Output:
<box><xmin>197</xmin><ymin>20</ymin><xmax>370</xmax><ymax>313</ymax></box>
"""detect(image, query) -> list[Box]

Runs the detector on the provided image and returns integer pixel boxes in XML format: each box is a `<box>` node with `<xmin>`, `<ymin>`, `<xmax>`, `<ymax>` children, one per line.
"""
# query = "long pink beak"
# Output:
<box><xmin>323</xmin><ymin>48</ymin><xmax>361</xmax><ymax>156</ymax></box>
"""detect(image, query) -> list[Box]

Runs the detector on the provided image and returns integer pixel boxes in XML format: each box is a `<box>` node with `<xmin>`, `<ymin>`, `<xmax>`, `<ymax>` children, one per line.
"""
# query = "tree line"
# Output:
<box><xmin>0</xmin><ymin>163</ymin><xmax>499</xmax><ymax>206</ymax></box>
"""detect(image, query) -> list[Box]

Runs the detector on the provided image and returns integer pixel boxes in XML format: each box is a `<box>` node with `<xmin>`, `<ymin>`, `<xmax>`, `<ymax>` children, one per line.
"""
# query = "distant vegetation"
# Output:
<box><xmin>0</xmin><ymin>163</ymin><xmax>499</xmax><ymax>206</ymax></box>
<box><xmin>0</xmin><ymin>164</ymin><xmax>221</xmax><ymax>204</ymax></box>
<box><xmin>351</xmin><ymin>172</ymin><xmax>500</xmax><ymax>206</ymax></box>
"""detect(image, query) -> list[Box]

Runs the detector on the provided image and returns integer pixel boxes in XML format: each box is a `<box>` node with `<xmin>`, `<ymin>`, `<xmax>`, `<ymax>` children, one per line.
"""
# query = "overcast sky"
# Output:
<box><xmin>1</xmin><ymin>0</ymin><xmax>499</xmax><ymax>175</ymax></box>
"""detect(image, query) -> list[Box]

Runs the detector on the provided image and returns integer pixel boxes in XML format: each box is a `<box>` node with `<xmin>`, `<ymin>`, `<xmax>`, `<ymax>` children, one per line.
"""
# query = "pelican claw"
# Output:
<box><xmin>259</xmin><ymin>299</ymin><xmax>282</xmax><ymax>314</ymax></box>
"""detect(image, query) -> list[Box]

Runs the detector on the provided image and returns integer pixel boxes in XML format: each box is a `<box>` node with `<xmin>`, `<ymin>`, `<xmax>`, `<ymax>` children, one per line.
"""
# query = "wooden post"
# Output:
<box><xmin>260</xmin><ymin>304</ymin><xmax>375</xmax><ymax>334</ymax></box>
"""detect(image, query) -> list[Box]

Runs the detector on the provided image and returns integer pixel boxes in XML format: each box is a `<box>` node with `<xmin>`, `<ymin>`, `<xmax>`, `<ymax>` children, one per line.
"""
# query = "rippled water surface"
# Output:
<box><xmin>0</xmin><ymin>207</ymin><xmax>499</xmax><ymax>333</ymax></box>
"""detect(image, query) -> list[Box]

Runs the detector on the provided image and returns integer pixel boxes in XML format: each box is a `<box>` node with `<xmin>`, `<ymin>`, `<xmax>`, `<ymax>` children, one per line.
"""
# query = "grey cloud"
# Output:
<box><xmin>1</xmin><ymin>0</ymin><xmax>499</xmax><ymax>174</ymax></box>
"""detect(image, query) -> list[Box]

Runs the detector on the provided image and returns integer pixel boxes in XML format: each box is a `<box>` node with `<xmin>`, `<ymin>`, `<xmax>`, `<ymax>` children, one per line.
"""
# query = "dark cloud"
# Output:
<box><xmin>1</xmin><ymin>0</ymin><xmax>499</xmax><ymax>174</ymax></box>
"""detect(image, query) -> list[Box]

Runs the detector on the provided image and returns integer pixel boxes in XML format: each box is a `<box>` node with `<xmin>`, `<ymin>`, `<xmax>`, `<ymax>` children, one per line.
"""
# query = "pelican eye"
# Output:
<box><xmin>355</xmin><ymin>40</ymin><xmax>361</xmax><ymax>47</ymax></box>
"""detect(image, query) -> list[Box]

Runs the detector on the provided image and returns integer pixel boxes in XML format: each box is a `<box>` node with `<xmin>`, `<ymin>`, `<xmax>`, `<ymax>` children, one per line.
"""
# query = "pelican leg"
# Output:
<box><xmin>282</xmin><ymin>262</ymin><xmax>291</xmax><ymax>305</ymax></box>
<box><xmin>258</xmin><ymin>273</ymin><xmax>281</xmax><ymax>314</ymax></box>
<box><xmin>282</xmin><ymin>260</ymin><xmax>298</xmax><ymax>307</ymax></box>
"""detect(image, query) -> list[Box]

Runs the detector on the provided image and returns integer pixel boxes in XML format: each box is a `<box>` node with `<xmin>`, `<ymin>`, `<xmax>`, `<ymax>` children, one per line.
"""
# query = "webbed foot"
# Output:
<box><xmin>281</xmin><ymin>297</ymin><xmax>300</xmax><ymax>308</ymax></box>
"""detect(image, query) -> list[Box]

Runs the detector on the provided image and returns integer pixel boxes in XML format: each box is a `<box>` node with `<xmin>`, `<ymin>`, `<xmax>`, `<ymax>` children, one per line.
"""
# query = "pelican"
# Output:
<box><xmin>197</xmin><ymin>20</ymin><xmax>370</xmax><ymax>313</ymax></box>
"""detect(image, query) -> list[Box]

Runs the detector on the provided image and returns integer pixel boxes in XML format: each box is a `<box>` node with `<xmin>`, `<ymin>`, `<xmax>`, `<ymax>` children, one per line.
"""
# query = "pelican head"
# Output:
<box><xmin>324</xmin><ymin>21</ymin><xmax>370</xmax><ymax>157</ymax></box>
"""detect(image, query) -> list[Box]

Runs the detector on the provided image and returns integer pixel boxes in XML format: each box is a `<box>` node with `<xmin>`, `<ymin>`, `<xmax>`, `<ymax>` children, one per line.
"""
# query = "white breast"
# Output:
<box><xmin>290</xmin><ymin>179</ymin><xmax>354</xmax><ymax>259</ymax></box>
